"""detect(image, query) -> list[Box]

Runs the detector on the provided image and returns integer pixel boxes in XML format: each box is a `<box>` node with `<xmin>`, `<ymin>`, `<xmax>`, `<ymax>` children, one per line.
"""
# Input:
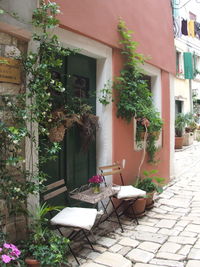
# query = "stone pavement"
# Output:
<box><xmin>67</xmin><ymin>142</ymin><xmax>200</xmax><ymax>267</ymax></box>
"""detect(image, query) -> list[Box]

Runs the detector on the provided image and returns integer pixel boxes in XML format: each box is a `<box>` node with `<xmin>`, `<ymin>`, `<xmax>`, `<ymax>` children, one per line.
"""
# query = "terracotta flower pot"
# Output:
<box><xmin>175</xmin><ymin>136</ymin><xmax>183</xmax><ymax>149</ymax></box>
<box><xmin>146</xmin><ymin>192</ymin><xmax>155</xmax><ymax>209</ymax></box>
<box><xmin>25</xmin><ymin>258</ymin><xmax>40</xmax><ymax>267</ymax></box>
<box><xmin>133</xmin><ymin>198</ymin><xmax>146</xmax><ymax>216</ymax></box>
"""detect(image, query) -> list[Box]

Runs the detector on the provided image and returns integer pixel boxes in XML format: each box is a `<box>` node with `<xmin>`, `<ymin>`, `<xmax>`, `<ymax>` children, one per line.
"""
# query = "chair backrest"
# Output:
<box><xmin>43</xmin><ymin>179</ymin><xmax>67</xmax><ymax>201</ymax></box>
<box><xmin>98</xmin><ymin>162</ymin><xmax>125</xmax><ymax>186</ymax></box>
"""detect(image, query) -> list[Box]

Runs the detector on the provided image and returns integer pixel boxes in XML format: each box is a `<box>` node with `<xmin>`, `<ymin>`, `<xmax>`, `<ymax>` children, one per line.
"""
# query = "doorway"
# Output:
<box><xmin>40</xmin><ymin>53</ymin><xmax>97</xmax><ymax>198</ymax></box>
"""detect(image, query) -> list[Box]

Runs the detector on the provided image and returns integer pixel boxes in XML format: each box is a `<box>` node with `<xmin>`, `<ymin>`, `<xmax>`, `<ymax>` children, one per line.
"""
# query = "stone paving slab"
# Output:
<box><xmin>94</xmin><ymin>251</ymin><xmax>132</xmax><ymax>267</ymax></box>
<box><xmin>134</xmin><ymin>264</ymin><xmax>168</xmax><ymax>267</ymax></box>
<box><xmin>118</xmin><ymin>237</ymin><xmax>139</xmax><ymax>247</ymax></box>
<box><xmin>126</xmin><ymin>248</ymin><xmax>154</xmax><ymax>263</ymax></box>
<box><xmin>150</xmin><ymin>258</ymin><xmax>184</xmax><ymax>267</ymax></box>
<box><xmin>159</xmin><ymin>242</ymin><xmax>181</xmax><ymax>253</ymax></box>
<box><xmin>186</xmin><ymin>260</ymin><xmax>200</xmax><ymax>267</ymax></box>
<box><xmin>138</xmin><ymin>241</ymin><xmax>161</xmax><ymax>253</ymax></box>
<box><xmin>67</xmin><ymin>142</ymin><xmax>200</xmax><ymax>267</ymax></box>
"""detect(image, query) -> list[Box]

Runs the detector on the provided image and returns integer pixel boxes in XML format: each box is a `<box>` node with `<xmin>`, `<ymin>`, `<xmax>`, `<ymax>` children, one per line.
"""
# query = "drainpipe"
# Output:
<box><xmin>189</xmin><ymin>79</ymin><xmax>193</xmax><ymax>113</ymax></box>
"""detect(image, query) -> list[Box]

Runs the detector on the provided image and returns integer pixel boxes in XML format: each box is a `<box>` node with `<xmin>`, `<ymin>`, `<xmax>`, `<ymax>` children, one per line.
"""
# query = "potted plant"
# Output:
<box><xmin>24</xmin><ymin>231</ymin><xmax>69</xmax><ymax>267</ymax></box>
<box><xmin>135</xmin><ymin>169</ymin><xmax>165</xmax><ymax>209</ymax></box>
<box><xmin>88</xmin><ymin>174</ymin><xmax>104</xmax><ymax>193</ymax></box>
<box><xmin>23</xmin><ymin>203</ymin><xmax>70</xmax><ymax>267</ymax></box>
<box><xmin>183</xmin><ymin>113</ymin><xmax>197</xmax><ymax>146</ymax></box>
<box><xmin>175</xmin><ymin>113</ymin><xmax>187</xmax><ymax>149</ymax></box>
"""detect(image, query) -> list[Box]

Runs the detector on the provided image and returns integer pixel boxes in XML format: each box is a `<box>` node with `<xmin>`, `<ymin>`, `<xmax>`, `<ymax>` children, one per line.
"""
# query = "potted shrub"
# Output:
<box><xmin>23</xmin><ymin>203</ymin><xmax>70</xmax><ymax>267</ymax></box>
<box><xmin>24</xmin><ymin>231</ymin><xmax>69</xmax><ymax>267</ymax></box>
<box><xmin>175</xmin><ymin>113</ymin><xmax>187</xmax><ymax>149</ymax></box>
<box><xmin>183</xmin><ymin>113</ymin><xmax>197</xmax><ymax>146</ymax></box>
<box><xmin>135</xmin><ymin>169</ymin><xmax>165</xmax><ymax>209</ymax></box>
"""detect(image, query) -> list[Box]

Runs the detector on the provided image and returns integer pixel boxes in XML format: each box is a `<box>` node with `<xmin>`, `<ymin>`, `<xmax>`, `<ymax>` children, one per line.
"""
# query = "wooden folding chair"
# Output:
<box><xmin>42</xmin><ymin>179</ymin><xmax>98</xmax><ymax>265</ymax></box>
<box><xmin>99</xmin><ymin>163</ymin><xmax>146</xmax><ymax>232</ymax></box>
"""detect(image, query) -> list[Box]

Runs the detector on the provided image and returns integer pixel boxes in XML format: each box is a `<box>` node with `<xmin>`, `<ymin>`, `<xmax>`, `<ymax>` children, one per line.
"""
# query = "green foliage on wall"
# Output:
<box><xmin>114</xmin><ymin>20</ymin><xmax>163</xmax><ymax>162</ymax></box>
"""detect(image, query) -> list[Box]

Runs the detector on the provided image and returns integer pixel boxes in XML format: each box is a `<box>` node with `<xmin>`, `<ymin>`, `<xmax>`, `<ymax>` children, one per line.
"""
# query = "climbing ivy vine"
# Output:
<box><xmin>114</xmin><ymin>20</ymin><xmax>163</xmax><ymax>162</ymax></box>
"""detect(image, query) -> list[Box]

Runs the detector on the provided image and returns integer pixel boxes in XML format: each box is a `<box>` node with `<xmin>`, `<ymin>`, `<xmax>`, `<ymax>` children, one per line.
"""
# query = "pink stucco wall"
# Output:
<box><xmin>55</xmin><ymin>0</ymin><xmax>175</xmax><ymax>183</ymax></box>
<box><xmin>56</xmin><ymin>0</ymin><xmax>176</xmax><ymax>74</ymax></box>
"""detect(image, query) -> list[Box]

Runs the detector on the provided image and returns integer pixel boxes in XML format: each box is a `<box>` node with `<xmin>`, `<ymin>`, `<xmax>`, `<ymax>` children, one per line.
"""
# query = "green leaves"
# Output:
<box><xmin>99</xmin><ymin>80</ymin><xmax>113</xmax><ymax>106</ymax></box>
<box><xmin>24</xmin><ymin>203</ymin><xmax>69</xmax><ymax>265</ymax></box>
<box><xmin>135</xmin><ymin>169</ymin><xmax>165</xmax><ymax>193</ymax></box>
<box><xmin>114</xmin><ymin>19</ymin><xmax>163</xmax><ymax>162</ymax></box>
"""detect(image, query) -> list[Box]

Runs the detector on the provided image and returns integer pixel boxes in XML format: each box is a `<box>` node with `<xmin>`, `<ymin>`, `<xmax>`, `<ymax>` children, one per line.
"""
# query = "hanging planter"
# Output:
<box><xmin>80</xmin><ymin>113</ymin><xmax>99</xmax><ymax>151</ymax></box>
<box><xmin>48</xmin><ymin>124</ymin><xmax>65</xmax><ymax>143</ymax></box>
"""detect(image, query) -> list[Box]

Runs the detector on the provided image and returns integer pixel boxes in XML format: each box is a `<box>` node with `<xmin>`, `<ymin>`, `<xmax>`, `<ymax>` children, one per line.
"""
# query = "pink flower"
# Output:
<box><xmin>141</xmin><ymin>118</ymin><xmax>150</xmax><ymax>127</ymax></box>
<box><xmin>3</xmin><ymin>243</ymin><xmax>11</xmax><ymax>249</ymax></box>
<box><xmin>88</xmin><ymin>175</ymin><xmax>103</xmax><ymax>184</ymax></box>
<box><xmin>136</xmin><ymin>117</ymin><xmax>150</xmax><ymax>128</ymax></box>
<box><xmin>10</xmin><ymin>244</ymin><xmax>21</xmax><ymax>257</ymax></box>
<box><xmin>2</xmin><ymin>254</ymin><xmax>11</xmax><ymax>263</ymax></box>
<box><xmin>0</xmin><ymin>243</ymin><xmax>21</xmax><ymax>263</ymax></box>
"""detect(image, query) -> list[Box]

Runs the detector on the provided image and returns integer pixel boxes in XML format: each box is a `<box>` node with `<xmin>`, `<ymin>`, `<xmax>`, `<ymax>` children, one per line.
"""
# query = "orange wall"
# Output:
<box><xmin>55</xmin><ymin>0</ymin><xmax>174</xmax><ymax>184</ymax></box>
<box><xmin>56</xmin><ymin>0</ymin><xmax>176</xmax><ymax>74</ymax></box>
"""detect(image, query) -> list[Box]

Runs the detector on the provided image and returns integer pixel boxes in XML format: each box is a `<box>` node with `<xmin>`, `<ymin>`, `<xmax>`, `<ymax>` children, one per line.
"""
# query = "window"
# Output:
<box><xmin>175</xmin><ymin>100</ymin><xmax>183</xmax><ymax>115</ymax></box>
<box><xmin>142</xmin><ymin>75</ymin><xmax>151</xmax><ymax>92</ymax></box>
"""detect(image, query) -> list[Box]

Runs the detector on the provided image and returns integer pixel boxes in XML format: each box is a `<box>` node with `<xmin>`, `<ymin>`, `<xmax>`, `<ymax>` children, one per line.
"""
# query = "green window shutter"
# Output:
<box><xmin>183</xmin><ymin>52</ymin><xmax>194</xmax><ymax>79</ymax></box>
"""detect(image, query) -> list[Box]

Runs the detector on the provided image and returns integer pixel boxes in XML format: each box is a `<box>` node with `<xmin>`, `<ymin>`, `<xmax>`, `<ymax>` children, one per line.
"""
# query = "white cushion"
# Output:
<box><xmin>50</xmin><ymin>207</ymin><xmax>97</xmax><ymax>231</ymax></box>
<box><xmin>116</xmin><ymin>185</ymin><xmax>146</xmax><ymax>199</ymax></box>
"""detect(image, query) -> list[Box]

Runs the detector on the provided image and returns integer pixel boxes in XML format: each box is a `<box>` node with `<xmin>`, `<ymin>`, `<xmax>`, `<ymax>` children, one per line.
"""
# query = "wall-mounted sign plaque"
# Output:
<box><xmin>0</xmin><ymin>57</ymin><xmax>21</xmax><ymax>84</ymax></box>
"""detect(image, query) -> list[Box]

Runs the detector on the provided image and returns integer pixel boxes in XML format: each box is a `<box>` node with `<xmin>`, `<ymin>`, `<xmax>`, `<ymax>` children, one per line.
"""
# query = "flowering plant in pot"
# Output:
<box><xmin>0</xmin><ymin>242</ymin><xmax>21</xmax><ymax>266</ymax></box>
<box><xmin>88</xmin><ymin>175</ymin><xmax>104</xmax><ymax>193</ymax></box>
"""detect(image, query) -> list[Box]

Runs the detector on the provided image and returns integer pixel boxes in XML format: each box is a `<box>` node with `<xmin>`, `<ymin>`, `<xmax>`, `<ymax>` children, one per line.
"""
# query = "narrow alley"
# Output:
<box><xmin>68</xmin><ymin>142</ymin><xmax>200</xmax><ymax>267</ymax></box>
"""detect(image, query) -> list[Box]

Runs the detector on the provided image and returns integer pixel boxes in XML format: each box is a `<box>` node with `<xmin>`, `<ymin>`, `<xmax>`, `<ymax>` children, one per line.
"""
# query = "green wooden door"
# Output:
<box><xmin>40</xmin><ymin>54</ymin><xmax>96</xmax><ymax>205</ymax></box>
<box><xmin>65</xmin><ymin>54</ymin><xmax>96</xmax><ymax>190</ymax></box>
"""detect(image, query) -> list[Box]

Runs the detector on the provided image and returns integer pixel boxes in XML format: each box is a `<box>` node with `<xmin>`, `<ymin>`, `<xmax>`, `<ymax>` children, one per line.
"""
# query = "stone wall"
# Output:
<box><xmin>0</xmin><ymin>31</ymin><xmax>27</xmax><ymax>241</ymax></box>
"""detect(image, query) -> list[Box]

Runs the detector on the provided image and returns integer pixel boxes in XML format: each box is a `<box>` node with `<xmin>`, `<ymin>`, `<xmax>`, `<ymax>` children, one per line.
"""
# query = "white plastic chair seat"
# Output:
<box><xmin>116</xmin><ymin>185</ymin><xmax>146</xmax><ymax>199</ymax></box>
<box><xmin>50</xmin><ymin>207</ymin><xmax>98</xmax><ymax>231</ymax></box>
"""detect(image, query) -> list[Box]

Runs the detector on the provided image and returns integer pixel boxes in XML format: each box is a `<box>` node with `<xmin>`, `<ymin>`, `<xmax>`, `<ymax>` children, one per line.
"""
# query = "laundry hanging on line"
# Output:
<box><xmin>179</xmin><ymin>18</ymin><xmax>200</xmax><ymax>39</ymax></box>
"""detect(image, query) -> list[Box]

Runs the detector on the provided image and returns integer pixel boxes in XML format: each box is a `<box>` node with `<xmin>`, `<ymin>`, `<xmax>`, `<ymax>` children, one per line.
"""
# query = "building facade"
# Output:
<box><xmin>55</xmin><ymin>0</ymin><xmax>176</xmax><ymax>183</ymax></box>
<box><xmin>173</xmin><ymin>0</ymin><xmax>200</xmax><ymax>118</ymax></box>
<box><xmin>0</xmin><ymin>0</ymin><xmax>176</xmax><ymax>195</ymax></box>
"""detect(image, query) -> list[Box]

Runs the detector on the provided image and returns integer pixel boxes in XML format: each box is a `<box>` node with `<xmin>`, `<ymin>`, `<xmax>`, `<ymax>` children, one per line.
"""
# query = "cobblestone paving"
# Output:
<box><xmin>67</xmin><ymin>142</ymin><xmax>200</xmax><ymax>267</ymax></box>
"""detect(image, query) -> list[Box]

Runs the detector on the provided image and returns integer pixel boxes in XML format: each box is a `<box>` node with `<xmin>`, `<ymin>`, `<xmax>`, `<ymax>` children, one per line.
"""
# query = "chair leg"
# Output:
<box><xmin>82</xmin><ymin>229</ymin><xmax>95</xmax><ymax>251</ymax></box>
<box><xmin>130</xmin><ymin>203</ymin><xmax>139</xmax><ymax>225</ymax></box>
<box><xmin>68</xmin><ymin>229</ymin><xmax>81</xmax><ymax>240</ymax></box>
<box><xmin>55</xmin><ymin>227</ymin><xmax>80</xmax><ymax>265</ymax></box>
<box><xmin>68</xmin><ymin>243</ymin><xmax>80</xmax><ymax>265</ymax></box>
<box><xmin>109</xmin><ymin>197</ymin><xmax>124</xmax><ymax>232</ymax></box>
